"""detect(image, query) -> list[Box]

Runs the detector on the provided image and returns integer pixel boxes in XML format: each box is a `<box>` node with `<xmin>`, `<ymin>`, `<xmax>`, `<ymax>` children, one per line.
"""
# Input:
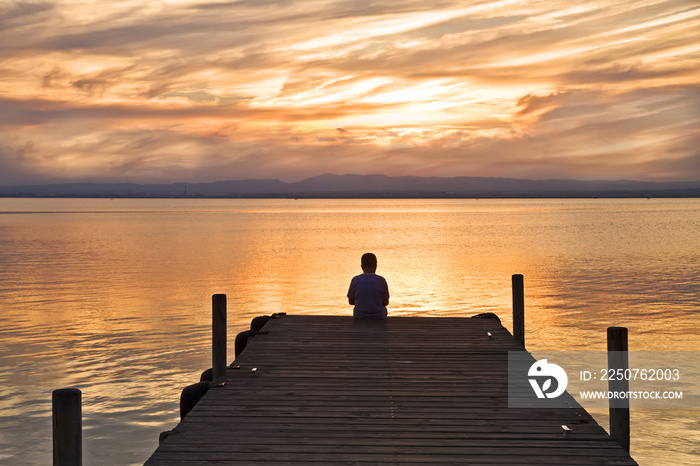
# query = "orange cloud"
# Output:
<box><xmin>0</xmin><ymin>0</ymin><xmax>698</xmax><ymax>184</ymax></box>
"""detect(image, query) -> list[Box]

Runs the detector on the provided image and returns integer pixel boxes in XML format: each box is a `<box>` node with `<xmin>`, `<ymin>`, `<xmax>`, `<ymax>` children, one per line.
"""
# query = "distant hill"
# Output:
<box><xmin>1</xmin><ymin>174</ymin><xmax>699</xmax><ymax>198</ymax></box>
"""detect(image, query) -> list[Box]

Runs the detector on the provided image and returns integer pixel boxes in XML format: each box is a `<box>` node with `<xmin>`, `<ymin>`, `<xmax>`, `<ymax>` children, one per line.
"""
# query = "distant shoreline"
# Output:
<box><xmin>2</xmin><ymin>191</ymin><xmax>699</xmax><ymax>199</ymax></box>
<box><xmin>2</xmin><ymin>174</ymin><xmax>699</xmax><ymax>199</ymax></box>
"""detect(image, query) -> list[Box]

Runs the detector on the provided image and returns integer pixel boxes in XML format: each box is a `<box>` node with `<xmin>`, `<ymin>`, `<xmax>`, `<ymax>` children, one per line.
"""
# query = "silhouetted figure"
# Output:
<box><xmin>347</xmin><ymin>253</ymin><xmax>389</xmax><ymax>319</ymax></box>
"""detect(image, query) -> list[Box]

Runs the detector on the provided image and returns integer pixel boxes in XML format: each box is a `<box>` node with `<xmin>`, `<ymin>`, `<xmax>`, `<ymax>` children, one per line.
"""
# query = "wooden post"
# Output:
<box><xmin>512</xmin><ymin>274</ymin><xmax>524</xmax><ymax>348</ymax></box>
<box><xmin>607</xmin><ymin>326</ymin><xmax>630</xmax><ymax>453</ymax></box>
<box><xmin>212</xmin><ymin>294</ymin><xmax>227</xmax><ymax>383</ymax></box>
<box><xmin>52</xmin><ymin>388</ymin><xmax>82</xmax><ymax>466</ymax></box>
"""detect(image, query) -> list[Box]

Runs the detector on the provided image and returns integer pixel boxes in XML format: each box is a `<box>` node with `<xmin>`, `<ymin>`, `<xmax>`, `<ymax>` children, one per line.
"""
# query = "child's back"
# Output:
<box><xmin>347</xmin><ymin>253</ymin><xmax>389</xmax><ymax>319</ymax></box>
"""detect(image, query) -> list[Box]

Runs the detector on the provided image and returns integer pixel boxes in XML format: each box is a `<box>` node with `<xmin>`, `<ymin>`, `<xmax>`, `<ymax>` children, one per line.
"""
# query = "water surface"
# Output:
<box><xmin>0</xmin><ymin>198</ymin><xmax>698</xmax><ymax>464</ymax></box>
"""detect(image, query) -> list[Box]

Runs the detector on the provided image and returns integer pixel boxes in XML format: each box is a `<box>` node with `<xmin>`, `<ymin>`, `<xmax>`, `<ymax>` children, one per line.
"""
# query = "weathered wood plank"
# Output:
<box><xmin>145</xmin><ymin>315</ymin><xmax>637</xmax><ymax>465</ymax></box>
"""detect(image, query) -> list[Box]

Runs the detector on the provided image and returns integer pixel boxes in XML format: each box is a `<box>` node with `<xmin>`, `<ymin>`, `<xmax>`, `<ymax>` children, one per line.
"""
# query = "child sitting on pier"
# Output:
<box><xmin>347</xmin><ymin>253</ymin><xmax>390</xmax><ymax>319</ymax></box>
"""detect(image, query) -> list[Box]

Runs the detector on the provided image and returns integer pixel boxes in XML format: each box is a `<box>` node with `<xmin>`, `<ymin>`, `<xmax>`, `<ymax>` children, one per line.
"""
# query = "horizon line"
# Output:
<box><xmin>3</xmin><ymin>173</ymin><xmax>700</xmax><ymax>188</ymax></box>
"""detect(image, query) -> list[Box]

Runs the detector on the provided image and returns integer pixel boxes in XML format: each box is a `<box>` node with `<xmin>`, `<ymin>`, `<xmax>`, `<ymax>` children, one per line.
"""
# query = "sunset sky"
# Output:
<box><xmin>1</xmin><ymin>0</ymin><xmax>698</xmax><ymax>185</ymax></box>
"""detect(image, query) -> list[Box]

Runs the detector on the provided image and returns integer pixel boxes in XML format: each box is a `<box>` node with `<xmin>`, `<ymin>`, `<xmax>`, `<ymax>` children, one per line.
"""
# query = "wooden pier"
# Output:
<box><xmin>145</xmin><ymin>314</ymin><xmax>637</xmax><ymax>465</ymax></box>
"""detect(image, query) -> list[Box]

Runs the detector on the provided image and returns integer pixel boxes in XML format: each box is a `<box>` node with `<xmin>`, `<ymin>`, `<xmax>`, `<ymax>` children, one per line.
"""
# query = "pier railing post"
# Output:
<box><xmin>512</xmin><ymin>274</ymin><xmax>524</xmax><ymax>348</ymax></box>
<box><xmin>607</xmin><ymin>326</ymin><xmax>630</xmax><ymax>453</ymax></box>
<box><xmin>212</xmin><ymin>294</ymin><xmax>227</xmax><ymax>384</ymax></box>
<box><xmin>52</xmin><ymin>388</ymin><xmax>82</xmax><ymax>466</ymax></box>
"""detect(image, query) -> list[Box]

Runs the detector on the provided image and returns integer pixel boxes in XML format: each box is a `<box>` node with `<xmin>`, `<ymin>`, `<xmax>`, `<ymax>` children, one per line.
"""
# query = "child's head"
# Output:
<box><xmin>361</xmin><ymin>253</ymin><xmax>378</xmax><ymax>273</ymax></box>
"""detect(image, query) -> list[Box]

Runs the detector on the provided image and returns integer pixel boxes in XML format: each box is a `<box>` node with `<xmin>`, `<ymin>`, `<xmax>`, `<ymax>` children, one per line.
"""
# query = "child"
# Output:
<box><xmin>347</xmin><ymin>253</ymin><xmax>390</xmax><ymax>319</ymax></box>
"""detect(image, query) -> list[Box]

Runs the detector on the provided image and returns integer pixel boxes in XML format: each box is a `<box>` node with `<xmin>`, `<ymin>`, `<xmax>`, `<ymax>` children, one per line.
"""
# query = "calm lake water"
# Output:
<box><xmin>0</xmin><ymin>198</ymin><xmax>698</xmax><ymax>465</ymax></box>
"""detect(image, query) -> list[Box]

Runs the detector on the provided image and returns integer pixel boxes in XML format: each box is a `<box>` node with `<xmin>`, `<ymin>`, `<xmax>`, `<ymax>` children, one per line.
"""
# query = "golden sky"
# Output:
<box><xmin>1</xmin><ymin>0</ymin><xmax>699</xmax><ymax>184</ymax></box>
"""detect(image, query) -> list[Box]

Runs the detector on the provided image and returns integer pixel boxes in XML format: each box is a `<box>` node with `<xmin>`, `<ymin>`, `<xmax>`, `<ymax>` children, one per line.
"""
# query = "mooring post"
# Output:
<box><xmin>52</xmin><ymin>388</ymin><xmax>82</xmax><ymax>466</ymax></box>
<box><xmin>512</xmin><ymin>274</ymin><xmax>524</xmax><ymax>348</ymax></box>
<box><xmin>212</xmin><ymin>294</ymin><xmax>227</xmax><ymax>383</ymax></box>
<box><xmin>607</xmin><ymin>326</ymin><xmax>630</xmax><ymax>453</ymax></box>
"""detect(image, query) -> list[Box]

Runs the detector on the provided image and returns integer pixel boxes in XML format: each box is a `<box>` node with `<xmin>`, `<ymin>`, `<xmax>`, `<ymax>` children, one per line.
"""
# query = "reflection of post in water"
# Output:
<box><xmin>607</xmin><ymin>326</ymin><xmax>630</xmax><ymax>453</ymax></box>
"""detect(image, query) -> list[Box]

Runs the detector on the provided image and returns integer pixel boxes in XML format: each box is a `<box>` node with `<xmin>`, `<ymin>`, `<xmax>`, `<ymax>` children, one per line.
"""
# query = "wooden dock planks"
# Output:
<box><xmin>145</xmin><ymin>315</ymin><xmax>637</xmax><ymax>465</ymax></box>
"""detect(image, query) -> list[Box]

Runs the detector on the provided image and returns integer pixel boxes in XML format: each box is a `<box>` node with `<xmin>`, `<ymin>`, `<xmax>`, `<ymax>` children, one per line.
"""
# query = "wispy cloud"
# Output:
<box><xmin>0</xmin><ymin>0</ymin><xmax>698</xmax><ymax>184</ymax></box>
